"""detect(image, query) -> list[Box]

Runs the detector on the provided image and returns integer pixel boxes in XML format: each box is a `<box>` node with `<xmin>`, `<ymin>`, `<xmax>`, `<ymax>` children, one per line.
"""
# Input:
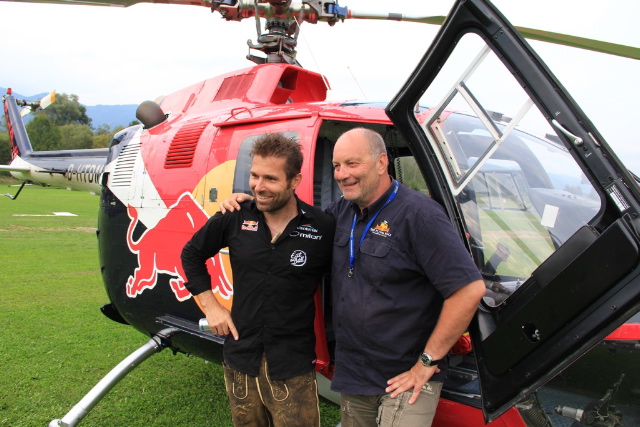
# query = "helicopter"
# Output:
<box><xmin>1</xmin><ymin>89</ymin><xmax>107</xmax><ymax>198</ymax></box>
<box><xmin>2</xmin><ymin>0</ymin><xmax>640</xmax><ymax>426</ymax></box>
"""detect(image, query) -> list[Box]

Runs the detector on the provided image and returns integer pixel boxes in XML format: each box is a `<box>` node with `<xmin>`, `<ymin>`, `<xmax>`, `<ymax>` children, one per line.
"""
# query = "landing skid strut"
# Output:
<box><xmin>49</xmin><ymin>328</ymin><xmax>178</xmax><ymax>427</ymax></box>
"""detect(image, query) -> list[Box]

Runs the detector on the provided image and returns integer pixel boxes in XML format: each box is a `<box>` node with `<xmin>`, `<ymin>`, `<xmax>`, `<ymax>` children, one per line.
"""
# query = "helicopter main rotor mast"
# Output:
<box><xmin>211</xmin><ymin>0</ymin><xmax>349</xmax><ymax>66</ymax></box>
<box><xmin>210</xmin><ymin>1</ymin><xmax>443</xmax><ymax>66</ymax></box>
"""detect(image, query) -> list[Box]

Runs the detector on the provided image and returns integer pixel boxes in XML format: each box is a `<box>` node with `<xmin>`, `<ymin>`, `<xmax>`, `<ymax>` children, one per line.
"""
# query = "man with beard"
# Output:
<box><xmin>181</xmin><ymin>133</ymin><xmax>334</xmax><ymax>427</ymax></box>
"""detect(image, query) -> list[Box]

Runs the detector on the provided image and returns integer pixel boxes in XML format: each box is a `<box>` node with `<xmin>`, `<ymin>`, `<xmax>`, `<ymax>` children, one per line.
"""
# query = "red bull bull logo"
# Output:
<box><xmin>242</xmin><ymin>220</ymin><xmax>259</xmax><ymax>231</ymax></box>
<box><xmin>125</xmin><ymin>192</ymin><xmax>233</xmax><ymax>302</ymax></box>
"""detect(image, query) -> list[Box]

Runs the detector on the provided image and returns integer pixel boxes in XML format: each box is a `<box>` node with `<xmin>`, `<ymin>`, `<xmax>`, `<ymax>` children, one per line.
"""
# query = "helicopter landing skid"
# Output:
<box><xmin>49</xmin><ymin>327</ymin><xmax>179</xmax><ymax>427</ymax></box>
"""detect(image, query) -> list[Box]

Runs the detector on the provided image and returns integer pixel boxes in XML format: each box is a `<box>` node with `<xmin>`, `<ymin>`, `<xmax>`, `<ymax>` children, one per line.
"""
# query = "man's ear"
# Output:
<box><xmin>377</xmin><ymin>153</ymin><xmax>389</xmax><ymax>175</ymax></box>
<box><xmin>290</xmin><ymin>173</ymin><xmax>303</xmax><ymax>190</ymax></box>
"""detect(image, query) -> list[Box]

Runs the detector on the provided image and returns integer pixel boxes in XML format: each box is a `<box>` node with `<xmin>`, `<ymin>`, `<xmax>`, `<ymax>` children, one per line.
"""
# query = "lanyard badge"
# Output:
<box><xmin>348</xmin><ymin>180</ymin><xmax>399</xmax><ymax>277</ymax></box>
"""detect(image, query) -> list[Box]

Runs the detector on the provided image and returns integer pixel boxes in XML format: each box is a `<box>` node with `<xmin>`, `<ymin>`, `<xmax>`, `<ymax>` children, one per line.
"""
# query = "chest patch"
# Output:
<box><xmin>290</xmin><ymin>250</ymin><xmax>307</xmax><ymax>267</ymax></box>
<box><xmin>371</xmin><ymin>220</ymin><xmax>392</xmax><ymax>238</ymax></box>
<box><xmin>241</xmin><ymin>220</ymin><xmax>259</xmax><ymax>231</ymax></box>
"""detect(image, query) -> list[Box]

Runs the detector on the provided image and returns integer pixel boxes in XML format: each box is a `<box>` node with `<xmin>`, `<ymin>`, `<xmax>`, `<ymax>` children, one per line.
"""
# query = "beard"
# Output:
<box><xmin>252</xmin><ymin>182</ymin><xmax>293</xmax><ymax>213</ymax></box>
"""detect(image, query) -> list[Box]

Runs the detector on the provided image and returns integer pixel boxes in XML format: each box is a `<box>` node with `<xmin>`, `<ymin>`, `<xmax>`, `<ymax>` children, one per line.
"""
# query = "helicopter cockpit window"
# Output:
<box><xmin>232</xmin><ymin>131</ymin><xmax>300</xmax><ymax>195</ymax></box>
<box><xmin>393</xmin><ymin>156</ymin><xmax>430</xmax><ymax>197</ymax></box>
<box><xmin>414</xmin><ymin>33</ymin><xmax>603</xmax><ymax>307</ymax></box>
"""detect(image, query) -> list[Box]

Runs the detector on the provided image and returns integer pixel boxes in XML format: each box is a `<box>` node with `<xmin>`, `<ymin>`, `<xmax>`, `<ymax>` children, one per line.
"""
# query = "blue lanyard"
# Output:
<box><xmin>348</xmin><ymin>180</ymin><xmax>400</xmax><ymax>277</ymax></box>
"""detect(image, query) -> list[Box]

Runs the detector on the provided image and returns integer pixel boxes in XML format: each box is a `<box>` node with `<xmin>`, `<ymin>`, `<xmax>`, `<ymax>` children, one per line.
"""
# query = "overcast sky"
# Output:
<box><xmin>0</xmin><ymin>0</ymin><xmax>638</xmax><ymax>170</ymax></box>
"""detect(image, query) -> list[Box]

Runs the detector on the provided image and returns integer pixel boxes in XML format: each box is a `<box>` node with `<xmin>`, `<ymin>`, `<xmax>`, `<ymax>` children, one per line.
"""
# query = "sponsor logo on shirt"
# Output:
<box><xmin>290</xmin><ymin>223</ymin><xmax>323</xmax><ymax>240</ymax></box>
<box><xmin>298</xmin><ymin>224</ymin><xmax>318</xmax><ymax>233</ymax></box>
<box><xmin>241</xmin><ymin>220</ymin><xmax>259</xmax><ymax>231</ymax></box>
<box><xmin>371</xmin><ymin>220</ymin><xmax>392</xmax><ymax>237</ymax></box>
<box><xmin>290</xmin><ymin>250</ymin><xmax>307</xmax><ymax>267</ymax></box>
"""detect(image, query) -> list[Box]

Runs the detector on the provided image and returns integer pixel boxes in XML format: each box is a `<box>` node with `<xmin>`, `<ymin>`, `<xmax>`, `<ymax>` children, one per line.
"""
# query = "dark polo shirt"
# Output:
<box><xmin>326</xmin><ymin>180</ymin><xmax>481</xmax><ymax>395</ymax></box>
<box><xmin>182</xmin><ymin>198</ymin><xmax>334</xmax><ymax>380</ymax></box>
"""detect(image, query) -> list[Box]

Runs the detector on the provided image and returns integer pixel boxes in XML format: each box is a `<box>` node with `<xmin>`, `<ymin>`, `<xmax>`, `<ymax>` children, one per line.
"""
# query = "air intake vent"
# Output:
<box><xmin>164</xmin><ymin>121</ymin><xmax>209</xmax><ymax>169</ymax></box>
<box><xmin>214</xmin><ymin>73</ymin><xmax>255</xmax><ymax>101</ymax></box>
<box><xmin>111</xmin><ymin>138</ymin><xmax>141</xmax><ymax>187</ymax></box>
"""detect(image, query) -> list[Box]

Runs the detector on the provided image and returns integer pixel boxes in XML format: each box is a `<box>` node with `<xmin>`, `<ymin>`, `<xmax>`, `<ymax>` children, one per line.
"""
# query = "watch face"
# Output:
<box><xmin>421</xmin><ymin>353</ymin><xmax>441</xmax><ymax>366</ymax></box>
<box><xmin>421</xmin><ymin>353</ymin><xmax>433</xmax><ymax>366</ymax></box>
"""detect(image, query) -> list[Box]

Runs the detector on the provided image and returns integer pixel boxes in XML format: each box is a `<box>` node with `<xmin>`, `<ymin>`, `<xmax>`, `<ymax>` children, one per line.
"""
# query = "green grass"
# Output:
<box><xmin>0</xmin><ymin>184</ymin><xmax>340</xmax><ymax>427</ymax></box>
<box><xmin>478</xmin><ymin>208</ymin><xmax>554</xmax><ymax>278</ymax></box>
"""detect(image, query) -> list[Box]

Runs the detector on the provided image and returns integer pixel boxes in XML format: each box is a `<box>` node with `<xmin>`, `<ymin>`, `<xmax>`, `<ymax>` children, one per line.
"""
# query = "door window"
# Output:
<box><xmin>414</xmin><ymin>33</ymin><xmax>603</xmax><ymax>306</ymax></box>
<box><xmin>232</xmin><ymin>131</ymin><xmax>299</xmax><ymax>195</ymax></box>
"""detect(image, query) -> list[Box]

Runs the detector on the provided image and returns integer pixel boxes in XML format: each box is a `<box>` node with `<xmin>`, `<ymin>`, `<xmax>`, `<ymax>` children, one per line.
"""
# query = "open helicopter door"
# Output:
<box><xmin>387</xmin><ymin>0</ymin><xmax>640</xmax><ymax>423</ymax></box>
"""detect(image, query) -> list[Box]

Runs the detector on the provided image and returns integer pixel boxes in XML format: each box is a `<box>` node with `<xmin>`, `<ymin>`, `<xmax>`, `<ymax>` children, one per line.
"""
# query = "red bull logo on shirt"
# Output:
<box><xmin>242</xmin><ymin>220</ymin><xmax>259</xmax><ymax>231</ymax></box>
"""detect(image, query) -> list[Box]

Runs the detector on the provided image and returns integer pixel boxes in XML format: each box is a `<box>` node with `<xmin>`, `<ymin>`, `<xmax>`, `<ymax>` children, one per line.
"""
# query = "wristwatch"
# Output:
<box><xmin>420</xmin><ymin>352</ymin><xmax>441</xmax><ymax>367</ymax></box>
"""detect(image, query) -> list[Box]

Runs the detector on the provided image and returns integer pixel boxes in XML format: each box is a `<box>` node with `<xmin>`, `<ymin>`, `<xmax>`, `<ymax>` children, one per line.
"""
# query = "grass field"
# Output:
<box><xmin>0</xmin><ymin>182</ymin><xmax>340</xmax><ymax>426</ymax></box>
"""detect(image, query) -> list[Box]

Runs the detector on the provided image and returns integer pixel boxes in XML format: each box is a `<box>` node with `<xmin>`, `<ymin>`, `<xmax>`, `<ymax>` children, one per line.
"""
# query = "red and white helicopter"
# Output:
<box><xmin>3</xmin><ymin>1</ymin><xmax>640</xmax><ymax>426</ymax></box>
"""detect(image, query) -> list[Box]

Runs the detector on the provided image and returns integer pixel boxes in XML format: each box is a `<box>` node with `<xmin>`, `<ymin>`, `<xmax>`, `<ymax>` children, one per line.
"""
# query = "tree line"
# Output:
<box><xmin>0</xmin><ymin>93</ymin><xmax>139</xmax><ymax>168</ymax></box>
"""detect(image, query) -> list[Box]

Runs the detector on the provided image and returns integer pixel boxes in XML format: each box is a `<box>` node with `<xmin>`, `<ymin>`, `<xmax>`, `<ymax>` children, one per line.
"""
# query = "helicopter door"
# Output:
<box><xmin>386</xmin><ymin>0</ymin><xmax>640</xmax><ymax>422</ymax></box>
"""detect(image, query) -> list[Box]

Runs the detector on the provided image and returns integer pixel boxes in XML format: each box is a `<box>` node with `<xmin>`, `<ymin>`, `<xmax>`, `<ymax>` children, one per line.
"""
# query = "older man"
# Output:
<box><xmin>328</xmin><ymin>128</ymin><xmax>484</xmax><ymax>426</ymax></box>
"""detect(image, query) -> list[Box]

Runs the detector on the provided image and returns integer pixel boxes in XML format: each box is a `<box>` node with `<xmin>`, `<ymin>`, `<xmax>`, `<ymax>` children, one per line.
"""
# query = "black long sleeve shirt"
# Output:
<box><xmin>181</xmin><ymin>198</ymin><xmax>334</xmax><ymax>380</ymax></box>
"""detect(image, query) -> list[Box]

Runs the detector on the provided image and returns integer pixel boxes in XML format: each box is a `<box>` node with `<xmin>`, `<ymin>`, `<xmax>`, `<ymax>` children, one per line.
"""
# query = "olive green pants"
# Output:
<box><xmin>223</xmin><ymin>355</ymin><xmax>320</xmax><ymax>427</ymax></box>
<box><xmin>340</xmin><ymin>381</ymin><xmax>443</xmax><ymax>427</ymax></box>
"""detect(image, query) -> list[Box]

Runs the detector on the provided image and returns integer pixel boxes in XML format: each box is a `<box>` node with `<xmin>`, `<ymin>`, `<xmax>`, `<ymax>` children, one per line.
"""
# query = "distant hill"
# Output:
<box><xmin>85</xmin><ymin>104</ymin><xmax>138</xmax><ymax>129</ymax></box>
<box><xmin>1</xmin><ymin>88</ymin><xmax>137</xmax><ymax>130</ymax></box>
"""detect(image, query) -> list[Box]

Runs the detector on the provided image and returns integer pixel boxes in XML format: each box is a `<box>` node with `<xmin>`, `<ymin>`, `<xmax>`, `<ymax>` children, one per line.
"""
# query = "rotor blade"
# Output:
<box><xmin>39</xmin><ymin>90</ymin><xmax>56</xmax><ymax>110</ymax></box>
<box><xmin>0</xmin><ymin>0</ymin><xmax>208</xmax><ymax>7</ymax></box>
<box><xmin>19</xmin><ymin>106</ymin><xmax>32</xmax><ymax>117</ymax></box>
<box><xmin>515</xmin><ymin>26</ymin><xmax>639</xmax><ymax>60</ymax></box>
<box><xmin>346</xmin><ymin>10</ymin><xmax>639</xmax><ymax>61</ymax></box>
<box><xmin>347</xmin><ymin>10</ymin><xmax>447</xmax><ymax>26</ymax></box>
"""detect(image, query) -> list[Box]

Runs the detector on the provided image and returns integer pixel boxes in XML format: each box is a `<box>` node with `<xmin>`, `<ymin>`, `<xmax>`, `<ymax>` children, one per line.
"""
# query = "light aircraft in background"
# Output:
<box><xmin>2</xmin><ymin>1</ymin><xmax>640</xmax><ymax>426</ymax></box>
<box><xmin>1</xmin><ymin>89</ymin><xmax>105</xmax><ymax>198</ymax></box>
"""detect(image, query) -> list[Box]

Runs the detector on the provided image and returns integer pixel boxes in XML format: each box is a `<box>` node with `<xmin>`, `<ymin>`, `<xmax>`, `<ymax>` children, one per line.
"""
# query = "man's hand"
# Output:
<box><xmin>385</xmin><ymin>362</ymin><xmax>440</xmax><ymax>404</ymax></box>
<box><xmin>195</xmin><ymin>290</ymin><xmax>238</xmax><ymax>340</ymax></box>
<box><xmin>204</xmin><ymin>303</ymin><xmax>238</xmax><ymax>340</ymax></box>
<box><xmin>383</xmin><ymin>281</ymin><xmax>483</xmax><ymax>404</ymax></box>
<box><xmin>219</xmin><ymin>193</ymin><xmax>254</xmax><ymax>214</ymax></box>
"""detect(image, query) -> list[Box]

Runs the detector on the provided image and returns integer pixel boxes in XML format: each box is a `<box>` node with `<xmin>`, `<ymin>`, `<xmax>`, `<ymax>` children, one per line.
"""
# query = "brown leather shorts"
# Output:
<box><xmin>223</xmin><ymin>355</ymin><xmax>320</xmax><ymax>427</ymax></box>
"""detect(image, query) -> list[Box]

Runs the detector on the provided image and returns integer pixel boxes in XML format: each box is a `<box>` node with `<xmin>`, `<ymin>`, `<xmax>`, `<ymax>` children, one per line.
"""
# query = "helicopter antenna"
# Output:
<box><xmin>347</xmin><ymin>66</ymin><xmax>367</xmax><ymax>99</ymax></box>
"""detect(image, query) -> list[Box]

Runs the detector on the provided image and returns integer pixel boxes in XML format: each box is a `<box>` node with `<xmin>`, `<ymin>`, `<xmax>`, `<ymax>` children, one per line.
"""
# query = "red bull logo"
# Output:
<box><xmin>125</xmin><ymin>192</ymin><xmax>233</xmax><ymax>302</ymax></box>
<box><xmin>242</xmin><ymin>220</ymin><xmax>259</xmax><ymax>231</ymax></box>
